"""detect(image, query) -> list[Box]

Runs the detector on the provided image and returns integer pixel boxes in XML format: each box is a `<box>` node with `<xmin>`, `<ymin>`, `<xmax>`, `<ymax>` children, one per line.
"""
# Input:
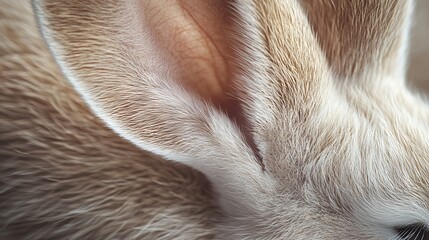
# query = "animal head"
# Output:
<box><xmin>33</xmin><ymin>0</ymin><xmax>429</xmax><ymax>239</ymax></box>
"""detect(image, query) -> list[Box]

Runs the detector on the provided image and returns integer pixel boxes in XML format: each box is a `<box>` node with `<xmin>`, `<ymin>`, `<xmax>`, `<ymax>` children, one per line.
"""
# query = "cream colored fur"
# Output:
<box><xmin>0</xmin><ymin>1</ymin><xmax>216</xmax><ymax>240</ymax></box>
<box><xmin>1</xmin><ymin>0</ymin><xmax>429</xmax><ymax>239</ymax></box>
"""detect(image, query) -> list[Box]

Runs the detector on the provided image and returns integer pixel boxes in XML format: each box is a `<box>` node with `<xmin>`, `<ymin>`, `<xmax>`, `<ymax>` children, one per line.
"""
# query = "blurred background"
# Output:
<box><xmin>408</xmin><ymin>0</ymin><xmax>429</xmax><ymax>92</ymax></box>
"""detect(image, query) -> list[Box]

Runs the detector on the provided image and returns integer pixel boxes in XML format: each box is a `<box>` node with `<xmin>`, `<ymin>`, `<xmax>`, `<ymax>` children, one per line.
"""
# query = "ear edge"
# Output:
<box><xmin>31</xmin><ymin>0</ymin><xmax>208</xmax><ymax>161</ymax></box>
<box><xmin>32</xmin><ymin>1</ymin><xmax>277</xmax><ymax>207</ymax></box>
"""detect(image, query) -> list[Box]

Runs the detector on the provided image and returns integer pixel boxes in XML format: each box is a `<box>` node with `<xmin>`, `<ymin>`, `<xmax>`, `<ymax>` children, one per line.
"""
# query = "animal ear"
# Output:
<box><xmin>32</xmin><ymin>0</ymin><xmax>336</xmax><ymax>211</ymax></box>
<box><xmin>237</xmin><ymin>1</ymin><xmax>332</xmax><ymax>159</ymax></box>
<box><xmin>32</xmin><ymin>0</ymin><xmax>276</xmax><ymax>211</ymax></box>
<box><xmin>301</xmin><ymin>0</ymin><xmax>413</xmax><ymax>81</ymax></box>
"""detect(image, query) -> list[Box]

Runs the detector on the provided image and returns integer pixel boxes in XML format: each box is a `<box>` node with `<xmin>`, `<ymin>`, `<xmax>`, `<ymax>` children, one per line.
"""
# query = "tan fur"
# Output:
<box><xmin>301</xmin><ymin>0</ymin><xmax>411</xmax><ymax>79</ymax></box>
<box><xmin>2</xmin><ymin>0</ymin><xmax>429</xmax><ymax>239</ymax></box>
<box><xmin>0</xmin><ymin>1</ymin><xmax>217</xmax><ymax>239</ymax></box>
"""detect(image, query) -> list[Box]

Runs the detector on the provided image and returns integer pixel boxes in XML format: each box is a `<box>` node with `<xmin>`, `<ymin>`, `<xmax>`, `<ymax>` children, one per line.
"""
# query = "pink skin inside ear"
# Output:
<box><xmin>141</xmin><ymin>0</ymin><xmax>235</xmax><ymax>103</ymax></box>
<box><xmin>139</xmin><ymin>0</ymin><xmax>259</xmax><ymax>162</ymax></box>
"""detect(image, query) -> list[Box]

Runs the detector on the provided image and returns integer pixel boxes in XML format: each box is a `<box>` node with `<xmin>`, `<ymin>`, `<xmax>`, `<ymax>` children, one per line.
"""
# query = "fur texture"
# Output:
<box><xmin>0</xmin><ymin>1</ymin><xmax>217</xmax><ymax>239</ymax></box>
<box><xmin>1</xmin><ymin>0</ymin><xmax>429</xmax><ymax>239</ymax></box>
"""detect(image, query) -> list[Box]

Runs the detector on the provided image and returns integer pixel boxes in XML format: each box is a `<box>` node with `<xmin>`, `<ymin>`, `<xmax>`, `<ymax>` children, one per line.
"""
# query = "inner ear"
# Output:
<box><xmin>138</xmin><ymin>0</ymin><xmax>250</xmax><ymax>128</ymax></box>
<box><xmin>36</xmin><ymin>0</ymin><xmax>256</xmax><ymax>160</ymax></box>
<box><xmin>137</xmin><ymin>0</ymin><xmax>259</xmax><ymax>161</ymax></box>
<box><xmin>138</xmin><ymin>0</ymin><xmax>235</xmax><ymax>104</ymax></box>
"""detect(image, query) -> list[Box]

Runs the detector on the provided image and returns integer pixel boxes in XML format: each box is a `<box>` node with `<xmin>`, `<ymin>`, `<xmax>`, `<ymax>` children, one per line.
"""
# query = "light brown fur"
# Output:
<box><xmin>1</xmin><ymin>0</ymin><xmax>429</xmax><ymax>239</ymax></box>
<box><xmin>0</xmin><ymin>1</ymin><xmax>217</xmax><ymax>239</ymax></box>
